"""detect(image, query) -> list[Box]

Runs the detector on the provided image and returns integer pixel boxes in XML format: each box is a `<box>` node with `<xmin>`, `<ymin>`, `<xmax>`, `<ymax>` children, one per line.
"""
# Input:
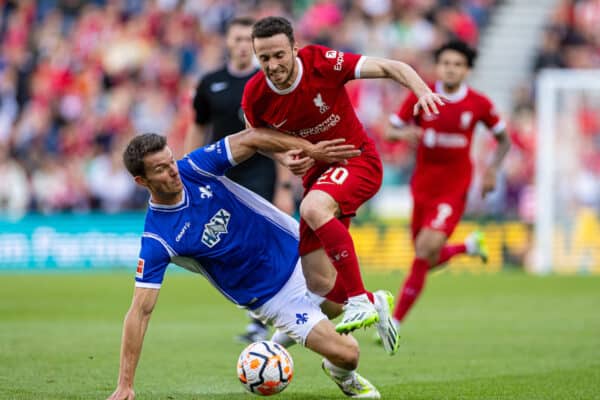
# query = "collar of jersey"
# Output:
<box><xmin>435</xmin><ymin>81</ymin><xmax>468</xmax><ymax>103</ymax></box>
<box><xmin>265</xmin><ymin>58</ymin><xmax>303</xmax><ymax>95</ymax></box>
<box><xmin>148</xmin><ymin>186</ymin><xmax>189</xmax><ymax>212</ymax></box>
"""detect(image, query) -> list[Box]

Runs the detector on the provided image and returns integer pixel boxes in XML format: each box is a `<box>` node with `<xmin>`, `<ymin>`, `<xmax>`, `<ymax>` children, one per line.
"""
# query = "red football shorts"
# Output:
<box><xmin>410</xmin><ymin>191</ymin><xmax>467</xmax><ymax>240</ymax></box>
<box><xmin>298</xmin><ymin>141</ymin><xmax>383</xmax><ymax>256</ymax></box>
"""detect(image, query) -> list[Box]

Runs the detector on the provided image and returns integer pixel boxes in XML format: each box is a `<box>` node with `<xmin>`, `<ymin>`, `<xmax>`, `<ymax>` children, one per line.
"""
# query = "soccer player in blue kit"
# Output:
<box><xmin>107</xmin><ymin>128</ymin><xmax>385</xmax><ymax>400</ymax></box>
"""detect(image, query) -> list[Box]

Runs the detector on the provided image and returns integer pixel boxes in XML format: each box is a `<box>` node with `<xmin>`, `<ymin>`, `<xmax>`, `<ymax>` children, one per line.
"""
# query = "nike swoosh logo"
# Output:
<box><xmin>273</xmin><ymin>119</ymin><xmax>287</xmax><ymax>128</ymax></box>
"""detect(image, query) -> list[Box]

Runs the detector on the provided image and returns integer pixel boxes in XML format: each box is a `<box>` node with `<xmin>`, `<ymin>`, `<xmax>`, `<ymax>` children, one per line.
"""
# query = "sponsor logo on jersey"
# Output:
<box><xmin>204</xmin><ymin>144</ymin><xmax>217</xmax><ymax>152</ymax></box>
<box><xmin>460</xmin><ymin>111</ymin><xmax>473</xmax><ymax>129</ymax></box>
<box><xmin>199</xmin><ymin>185</ymin><xmax>213</xmax><ymax>199</ymax></box>
<box><xmin>423</xmin><ymin>128</ymin><xmax>468</xmax><ymax>148</ymax></box>
<box><xmin>202</xmin><ymin>209</ymin><xmax>231</xmax><ymax>248</ymax></box>
<box><xmin>176</xmin><ymin>222</ymin><xmax>191</xmax><ymax>242</ymax></box>
<box><xmin>136</xmin><ymin>258</ymin><xmax>145</xmax><ymax>278</ymax></box>
<box><xmin>313</xmin><ymin>93</ymin><xmax>330</xmax><ymax>114</ymax></box>
<box><xmin>296</xmin><ymin>113</ymin><xmax>341</xmax><ymax>137</ymax></box>
<box><xmin>210</xmin><ymin>82</ymin><xmax>228</xmax><ymax>92</ymax></box>
<box><xmin>333</xmin><ymin>51</ymin><xmax>345</xmax><ymax>71</ymax></box>
<box><xmin>325</xmin><ymin>50</ymin><xmax>337</xmax><ymax>59</ymax></box>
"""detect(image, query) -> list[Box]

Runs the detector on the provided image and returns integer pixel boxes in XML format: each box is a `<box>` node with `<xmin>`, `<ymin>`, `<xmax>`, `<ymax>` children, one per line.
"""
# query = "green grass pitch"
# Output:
<box><xmin>1</xmin><ymin>270</ymin><xmax>599</xmax><ymax>399</ymax></box>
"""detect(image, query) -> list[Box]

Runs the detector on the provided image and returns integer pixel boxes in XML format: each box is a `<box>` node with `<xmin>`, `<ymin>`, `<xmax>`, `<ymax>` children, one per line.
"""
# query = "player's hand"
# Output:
<box><xmin>281</xmin><ymin>149</ymin><xmax>314</xmax><ymax>176</ymax></box>
<box><xmin>385</xmin><ymin>126</ymin><xmax>422</xmax><ymax>146</ymax></box>
<box><xmin>413</xmin><ymin>92</ymin><xmax>445</xmax><ymax>116</ymax></box>
<box><xmin>481</xmin><ymin>166</ymin><xmax>497</xmax><ymax>198</ymax></box>
<box><xmin>307</xmin><ymin>138</ymin><xmax>361</xmax><ymax>164</ymax></box>
<box><xmin>107</xmin><ymin>386</ymin><xmax>135</xmax><ymax>400</ymax></box>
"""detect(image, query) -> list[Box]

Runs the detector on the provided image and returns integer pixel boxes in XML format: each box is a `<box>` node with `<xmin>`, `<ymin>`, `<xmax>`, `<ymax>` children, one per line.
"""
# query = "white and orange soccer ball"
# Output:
<box><xmin>237</xmin><ymin>340</ymin><xmax>294</xmax><ymax>396</ymax></box>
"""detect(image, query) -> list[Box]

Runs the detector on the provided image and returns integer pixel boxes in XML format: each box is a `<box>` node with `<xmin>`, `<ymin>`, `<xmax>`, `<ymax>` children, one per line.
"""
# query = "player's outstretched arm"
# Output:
<box><xmin>385</xmin><ymin>124</ymin><xmax>422</xmax><ymax>146</ymax></box>
<box><xmin>228</xmin><ymin>128</ymin><xmax>361</xmax><ymax>165</ymax></box>
<box><xmin>359</xmin><ymin>57</ymin><xmax>445</xmax><ymax>116</ymax></box>
<box><xmin>107</xmin><ymin>287</ymin><xmax>160</xmax><ymax>400</ymax></box>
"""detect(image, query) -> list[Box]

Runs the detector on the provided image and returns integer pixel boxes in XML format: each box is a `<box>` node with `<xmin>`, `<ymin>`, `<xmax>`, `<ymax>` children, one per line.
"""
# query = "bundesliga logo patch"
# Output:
<box><xmin>136</xmin><ymin>258</ymin><xmax>145</xmax><ymax>279</ymax></box>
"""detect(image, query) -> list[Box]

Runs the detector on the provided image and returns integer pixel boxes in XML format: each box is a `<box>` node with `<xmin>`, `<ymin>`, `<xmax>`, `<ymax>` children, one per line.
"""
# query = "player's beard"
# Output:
<box><xmin>282</xmin><ymin>59</ymin><xmax>296</xmax><ymax>88</ymax></box>
<box><xmin>270</xmin><ymin>59</ymin><xmax>296</xmax><ymax>89</ymax></box>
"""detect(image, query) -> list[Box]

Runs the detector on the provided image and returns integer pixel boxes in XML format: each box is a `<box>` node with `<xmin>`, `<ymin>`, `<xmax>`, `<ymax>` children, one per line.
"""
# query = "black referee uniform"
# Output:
<box><xmin>192</xmin><ymin>67</ymin><xmax>277</xmax><ymax>202</ymax></box>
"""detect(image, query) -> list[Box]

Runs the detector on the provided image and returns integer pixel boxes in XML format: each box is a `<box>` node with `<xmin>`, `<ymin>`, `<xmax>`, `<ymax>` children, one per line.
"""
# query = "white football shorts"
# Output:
<box><xmin>251</xmin><ymin>260</ymin><xmax>327</xmax><ymax>346</ymax></box>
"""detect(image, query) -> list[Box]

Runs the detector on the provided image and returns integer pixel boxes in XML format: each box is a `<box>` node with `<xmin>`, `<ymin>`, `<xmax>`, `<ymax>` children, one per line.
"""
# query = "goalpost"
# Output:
<box><xmin>534</xmin><ymin>69</ymin><xmax>600</xmax><ymax>274</ymax></box>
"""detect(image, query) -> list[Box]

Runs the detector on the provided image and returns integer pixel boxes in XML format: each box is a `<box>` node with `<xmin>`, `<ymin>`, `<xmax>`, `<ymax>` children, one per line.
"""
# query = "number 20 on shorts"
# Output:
<box><xmin>316</xmin><ymin>167</ymin><xmax>349</xmax><ymax>185</ymax></box>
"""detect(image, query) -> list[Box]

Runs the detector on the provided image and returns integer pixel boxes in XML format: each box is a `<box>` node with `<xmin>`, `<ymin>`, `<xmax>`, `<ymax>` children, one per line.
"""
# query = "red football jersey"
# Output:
<box><xmin>391</xmin><ymin>81</ymin><xmax>505</xmax><ymax>198</ymax></box>
<box><xmin>242</xmin><ymin>45</ymin><xmax>370</xmax><ymax>149</ymax></box>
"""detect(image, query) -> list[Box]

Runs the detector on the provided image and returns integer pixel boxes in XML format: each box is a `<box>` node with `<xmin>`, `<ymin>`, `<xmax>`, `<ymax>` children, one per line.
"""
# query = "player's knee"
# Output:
<box><xmin>304</xmin><ymin>273</ymin><xmax>333</xmax><ymax>296</ymax></box>
<box><xmin>300</xmin><ymin>202</ymin><xmax>328</xmax><ymax>228</ymax></box>
<box><xmin>415</xmin><ymin>243</ymin><xmax>441</xmax><ymax>264</ymax></box>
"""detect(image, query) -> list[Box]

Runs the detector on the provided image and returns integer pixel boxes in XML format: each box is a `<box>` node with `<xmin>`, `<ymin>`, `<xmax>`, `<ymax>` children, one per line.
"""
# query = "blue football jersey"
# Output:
<box><xmin>135</xmin><ymin>138</ymin><xmax>300</xmax><ymax>309</ymax></box>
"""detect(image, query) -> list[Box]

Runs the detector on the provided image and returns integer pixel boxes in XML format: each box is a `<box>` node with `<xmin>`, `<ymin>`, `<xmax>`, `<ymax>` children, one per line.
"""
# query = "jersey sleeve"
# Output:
<box><xmin>480</xmin><ymin>96</ymin><xmax>505</xmax><ymax>135</ymax></box>
<box><xmin>184</xmin><ymin>137</ymin><xmax>237</xmax><ymax>176</ymax></box>
<box><xmin>135</xmin><ymin>235</ymin><xmax>171</xmax><ymax>289</ymax></box>
<box><xmin>193</xmin><ymin>79</ymin><xmax>211</xmax><ymax>125</ymax></box>
<box><xmin>310</xmin><ymin>45</ymin><xmax>365</xmax><ymax>85</ymax></box>
<box><xmin>389</xmin><ymin>92</ymin><xmax>418</xmax><ymax>128</ymax></box>
<box><xmin>241</xmin><ymin>79</ymin><xmax>264</xmax><ymax>128</ymax></box>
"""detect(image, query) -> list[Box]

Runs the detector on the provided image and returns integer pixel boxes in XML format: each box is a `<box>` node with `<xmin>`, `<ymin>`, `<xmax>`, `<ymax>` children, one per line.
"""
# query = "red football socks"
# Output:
<box><xmin>314</xmin><ymin>218</ymin><xmax>371</xmax><ymax>301</ymax></box>
<box><xmin>393</xmin><ymin>257</ymin><xmax>429</xmax><ymax>322</ymax></box>
<box><xmin>324</xmin><ymin>271</ymin><xmax>347</xmax><ymax>304</ymax></box>
<box><xmin>435</xmin><ymin>244</ymin><xmax>467</xmax><ymax>267</ymax></box>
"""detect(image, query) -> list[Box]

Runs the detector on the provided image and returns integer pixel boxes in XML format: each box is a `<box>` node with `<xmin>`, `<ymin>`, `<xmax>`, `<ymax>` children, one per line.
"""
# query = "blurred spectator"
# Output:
<box><xmin>0</xmin><ymin>0</ymin><xmax>501</xmax><ymax>216</ymax></box>
<box><xmin>532</xmin><ymin>26</ymin><xmax>565</xmax><ymax>72</ymax></box>
<box><xmin>87</xmin><ymin>148</ymin><xmax>136</xmax><ymax>212</ymax></box>
<box><xmin>0</xmin><ymin>143</ymin><xmax>29</xmax><ymax>218</ymax></box>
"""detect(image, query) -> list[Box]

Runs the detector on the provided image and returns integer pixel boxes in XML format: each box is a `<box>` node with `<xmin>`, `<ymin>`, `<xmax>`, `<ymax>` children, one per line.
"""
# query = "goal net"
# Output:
<box><xmin>534</xmin><ymin>69</ymin><xmax>600</xmax><ymax>274</ymax></box>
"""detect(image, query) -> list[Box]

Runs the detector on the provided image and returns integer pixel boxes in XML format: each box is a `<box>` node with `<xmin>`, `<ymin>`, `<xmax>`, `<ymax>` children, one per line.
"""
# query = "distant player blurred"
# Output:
<box><xmin>184</xmin><ymin>17</ymin><xmax>293</xmax><ymax>343</ymax></box>
<box><xmin>385</xmin><ymin>40</ymin><xmax>511</xmax><ymax>331</ymax></box>
<box><xmin>242</xmin><ymin>16</ymin><xmax>444</xmax><ymax>352</ymax></box>
<box><xmin>107</xmin><ymin>131</ymin><xmax>386</xmax><ymax>399</ymax></box>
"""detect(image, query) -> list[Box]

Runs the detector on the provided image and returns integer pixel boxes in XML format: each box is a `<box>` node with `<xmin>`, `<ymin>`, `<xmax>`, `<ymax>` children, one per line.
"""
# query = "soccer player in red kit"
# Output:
<box><xmin>242</xmin><ymin>16</ymin><xmax>444</xmax><ymax>352</ymax></box>
<box><xmin>386</xmin><ymin>40</ymin><xmax>511</xmax><ymax>331</ymax></box>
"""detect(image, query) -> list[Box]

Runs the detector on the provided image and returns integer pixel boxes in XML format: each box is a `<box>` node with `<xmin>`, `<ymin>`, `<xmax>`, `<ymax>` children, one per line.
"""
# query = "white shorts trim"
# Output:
<box><xmin>251</xmin><ymin>261</ymin><xmax>327</xmax><ymax>346</ymax></box>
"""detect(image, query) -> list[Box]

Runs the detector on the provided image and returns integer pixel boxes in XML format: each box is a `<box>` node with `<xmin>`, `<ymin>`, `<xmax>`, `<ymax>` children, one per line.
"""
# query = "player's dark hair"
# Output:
<box><xmin>226</xmin><ymin>16</ymin><xmax>255</xmax><ymax>34</ymax></box>
<box><xmin>252</xmin><ymin>16</ymin><xmax>294</xmax><ymax>45</ymax></box>
<box><xmin>434</xmin><ymin>40</ymin><xmax>478</xmax><ymax>68</ymax></box>
<box><xmin>123</xmin><ymin>133</ymin><xmax>167</xmax><ymax>177</ymax></box>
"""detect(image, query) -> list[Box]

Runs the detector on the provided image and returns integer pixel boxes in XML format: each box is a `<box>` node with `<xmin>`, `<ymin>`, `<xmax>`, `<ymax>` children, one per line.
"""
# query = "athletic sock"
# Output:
<box><xmin>324</xmin><ymin>272</ymin><xmax>348</xmax><ymax>304</ymax></box>
<box><xmin>393</xmin><ymin>258</ymin><xmax>429</xmax><ymax>322</ymax></box>
<box><xmin>324</xmin><ymin>358</ymin><xmax>354</xmax><ymax>377</ymax></box>
<box><xmin>435</xmin><ymin>244</ymin><xmax>467</xmax><ymax>267</ymax></box>
<box><xmin>314</xmin><ymin>218</ymin><xmax>369</xmax><ymax>299</ymax></box>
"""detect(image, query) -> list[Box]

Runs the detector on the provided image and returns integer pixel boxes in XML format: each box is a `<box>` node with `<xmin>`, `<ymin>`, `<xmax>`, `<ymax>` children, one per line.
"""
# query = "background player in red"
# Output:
<box><xmin>242</xmin><ymin>16</ymin><xmax>444</xmax><ymax>352</ymax></box>
<box><xmin>386</xmin><ymin>40</ymin><xmax>512</xmax><ymax>331</ymax></box>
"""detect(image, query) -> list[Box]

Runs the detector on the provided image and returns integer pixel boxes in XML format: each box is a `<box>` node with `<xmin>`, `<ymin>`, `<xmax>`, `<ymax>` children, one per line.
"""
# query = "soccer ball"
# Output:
<box><xmin>237</xmin><ymin>340</ymin><xmax>294</xmax><ymax>396</ymax></box>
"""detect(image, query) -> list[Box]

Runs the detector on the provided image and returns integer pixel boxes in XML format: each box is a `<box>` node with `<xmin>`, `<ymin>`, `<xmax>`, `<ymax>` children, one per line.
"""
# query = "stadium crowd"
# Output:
<box><xmin>0</xmin><ymin>0</ymin><xmax>593</xmax><ymax>220</ymax></box>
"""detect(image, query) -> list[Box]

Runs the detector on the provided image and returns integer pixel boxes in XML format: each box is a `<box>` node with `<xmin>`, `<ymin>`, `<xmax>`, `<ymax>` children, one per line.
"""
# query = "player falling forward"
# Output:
<box><xmin>242</xmin><ymin>17</ymin><xmax>444</xmax><ymax>352</ymax></box>
<box><xmin>184</xmin><ymin>16</ymin><xmax>285</xmax><ymax>344</ymax></box>
<box><xmin>107</xmin><ymin>130</ymin><xmax>383</xmax><ymax>399</ymax></box>
<box><xmin>385</xmin><ymin>40</ymin><xmax>511</xmax><ymax>331</ymax></box>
